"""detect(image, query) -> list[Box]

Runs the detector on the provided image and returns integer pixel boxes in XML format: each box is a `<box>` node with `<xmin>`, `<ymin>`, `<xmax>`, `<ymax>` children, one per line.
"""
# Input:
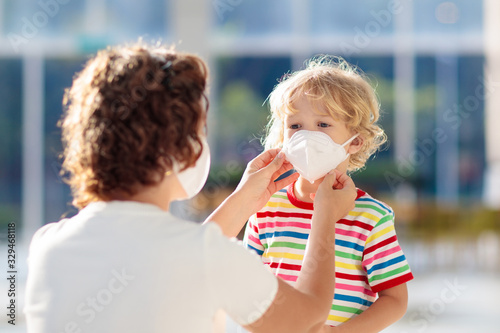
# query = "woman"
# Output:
<box><xmin>24</xmin><ymin>41</ymin><xmax>357</xmax><ymax>332</ymax></box>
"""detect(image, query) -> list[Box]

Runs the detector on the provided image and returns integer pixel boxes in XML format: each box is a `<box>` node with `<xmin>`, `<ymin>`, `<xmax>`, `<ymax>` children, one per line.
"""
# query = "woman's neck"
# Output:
<box><xmin>106</xmin><ymin>175</ymin><xmax>185</xmax><ymax>211</ymax></box>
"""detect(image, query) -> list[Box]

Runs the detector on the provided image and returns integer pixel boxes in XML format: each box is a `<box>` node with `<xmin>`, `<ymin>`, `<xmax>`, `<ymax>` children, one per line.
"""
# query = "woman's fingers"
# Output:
<box><xmin>271</xmin><ymin>160</ymin><xmax>294</xmax><ymax>182</ymax></box>
<box><xmin>334</xmin><ymin>169</ymin><xmax>355</xmax><ymax>190</ymax></box>
<box><xmin>249</xmin><ymin>148</ymin><xmax>280</xmax><ymax>170</ymax></box>
<box><xmin>257</xmin><ymin>149</ymin><xmax>287</xmax><ymax>176</ymax></box>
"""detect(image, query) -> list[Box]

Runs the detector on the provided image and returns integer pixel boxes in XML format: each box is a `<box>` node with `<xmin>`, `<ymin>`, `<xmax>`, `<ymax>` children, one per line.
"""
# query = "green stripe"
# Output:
<box><xmin>373</xmin><ymin>214</ymin><xmax>393</xmax><ymax>228</ymax></box>
<box><xmin>265</xmin><ymin>241</ymin><xmax>306</xmax><ymax>250</ymax></box>
<box><xmin>369</xmin><ymin>265</ymin><xmax>410</xmax><ymax>283</ymax></box>
<box><xmin>272</xmin><ymin>194</ymin><xmax>288</xmax><ymax>200</ymax></box>
<box><xmin>331</xmin><ymin>304</ymin><xmax>364</xmax><ymax>315</ymax></box>
<box><xmin>336</xmin><ymin>250</ymin><xmax>362</xmax><ymax>261</ymax></box>
<box><xmin>355</xmin><ymin>204</ymin><xmax>385</xmax><ymax>215</ymax></box>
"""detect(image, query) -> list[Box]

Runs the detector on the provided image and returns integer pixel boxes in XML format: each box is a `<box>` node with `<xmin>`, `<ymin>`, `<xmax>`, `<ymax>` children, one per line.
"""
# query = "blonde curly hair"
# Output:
<box><xmin>60</xmin><ymin>41</ymin><xmax>208</xmax><ymax>208</ymax></box>
<box><xmin>264</xmin><ymin>55</ymin><xmax>386</xmax><ymax>172</ymax></box>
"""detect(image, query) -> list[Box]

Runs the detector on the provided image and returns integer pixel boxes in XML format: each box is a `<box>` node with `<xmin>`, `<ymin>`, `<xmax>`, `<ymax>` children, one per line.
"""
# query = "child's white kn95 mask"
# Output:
<box><xmin>282</xmin><ymin>130</ymin><xmax>359</xmax><ymax>183</ymax></box>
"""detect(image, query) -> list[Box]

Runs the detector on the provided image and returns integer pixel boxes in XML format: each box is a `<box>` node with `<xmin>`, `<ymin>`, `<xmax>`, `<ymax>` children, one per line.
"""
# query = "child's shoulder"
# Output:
<box><xmin>354</xmin><ymin>188</ymin><xmax>394</xmax><ymax>218</ymax></box>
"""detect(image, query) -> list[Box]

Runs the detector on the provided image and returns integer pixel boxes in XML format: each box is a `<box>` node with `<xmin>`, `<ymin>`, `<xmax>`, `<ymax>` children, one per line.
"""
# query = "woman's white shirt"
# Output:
<box><xmin>24</xmin><ymin>201</ymin><xmax>278</xmax><ymax>333</ymax></box>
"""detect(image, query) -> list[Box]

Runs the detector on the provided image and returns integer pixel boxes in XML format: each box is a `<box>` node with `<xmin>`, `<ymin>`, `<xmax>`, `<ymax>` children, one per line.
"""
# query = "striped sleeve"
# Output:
<box><xmin>243</xmin><ymin>214</ymin><xmax>264</xmax><ymax>256</ymax></box>
<box><xmin>362</xmin><ymin>212</ymin><xmax>413</xmax><ymax>293</ymax></box>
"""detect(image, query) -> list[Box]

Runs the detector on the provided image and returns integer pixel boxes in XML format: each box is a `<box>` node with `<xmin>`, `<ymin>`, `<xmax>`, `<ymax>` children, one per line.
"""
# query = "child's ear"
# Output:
<box><xmin>347</xmin><ymin>135</ymin><xmax>364</xmax><ymax>155</ymax></box>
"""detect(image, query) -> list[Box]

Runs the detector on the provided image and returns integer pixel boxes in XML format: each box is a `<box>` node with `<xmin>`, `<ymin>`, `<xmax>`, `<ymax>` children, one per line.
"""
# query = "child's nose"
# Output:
<box><xmin>301</xmin><ymin>125</ymin><xmax>320</xmax><ymax>132</ymax></box>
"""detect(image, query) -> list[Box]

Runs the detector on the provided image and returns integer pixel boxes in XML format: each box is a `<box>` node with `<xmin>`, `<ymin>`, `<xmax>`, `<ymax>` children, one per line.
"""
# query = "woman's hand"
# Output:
<box><xmin>313</xmin><ymin>169</ymin><xmax>357</xmax><ymax>223</ymax></box>
<box><xmin>235</xmin><ymin>148</ymin><xmax>300</xmax><ymax>214</ymax></box>
<box><xmin>205</xmin><ymin>148</ymin><xmax>299</xmax><ymax>237</ymax></box>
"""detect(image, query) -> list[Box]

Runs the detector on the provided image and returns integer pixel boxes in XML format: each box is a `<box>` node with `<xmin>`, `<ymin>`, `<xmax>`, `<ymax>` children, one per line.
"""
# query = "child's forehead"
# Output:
<box><xmin>284</xmin><ymin>95</ymin><xmax>340</xmax><ymax>119</ymax></box>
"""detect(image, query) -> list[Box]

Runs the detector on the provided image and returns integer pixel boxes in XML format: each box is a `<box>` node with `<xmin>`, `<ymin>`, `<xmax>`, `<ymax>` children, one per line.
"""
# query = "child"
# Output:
<box><xmin>244</xmin><ymin>56</ymin><xmax>414</xmax><ymax>331</ymax></box>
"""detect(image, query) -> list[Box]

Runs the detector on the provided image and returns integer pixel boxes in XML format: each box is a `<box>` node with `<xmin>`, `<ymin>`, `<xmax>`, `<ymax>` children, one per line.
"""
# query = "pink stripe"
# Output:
<box><xmin>362</xmin><ymin>245</ymin><xmax>402</xmax><ymax>267</ymax></box>
<box><xmin>248</xmin><ymin>234</ymin><xmax>261</xmax><ymax>245</ymax></box>
<box><xmin>277</xmin><ymin>273</ymin><xmax>298</xmax><ymax>282</ymax></box>
<box><xmin>335</xmin><ymin>227</ymin><xmax>367</xmax><ymax>241</ymax></box>
<box><xmin>335</xmin><ymin>283</ymin><xmax>377</xmax><ymax>297</ymax></box>
<box><xmin>258</xmin><ymin>221</ymin><xmax>311</xmax><ymax>230</ymax></box>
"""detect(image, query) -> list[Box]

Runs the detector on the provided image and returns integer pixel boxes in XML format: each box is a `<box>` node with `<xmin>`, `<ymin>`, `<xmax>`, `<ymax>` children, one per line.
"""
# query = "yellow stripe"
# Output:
<box><xmin>263</xmin><ymin>252</ymin><xmax>303</xmax><ymax>260</ymax></box>
<box><xmin>264</xmin><ymin>201</ymin><xmax>297</xmax><ymax>209</ymax></box>
<box><xmin>336</xmin><ymin>261</ymin><xmax>362</xmax><ymax>270</ymax></box>
<box><xmin>263</xmin><ymin>252</ymin><xmax>361</xmax><ymax>270</ymax></box>
<box><xmin>327</xmin><ymin>314</ymin><xmax>350</xmax><ymax>323</ymax></box>
<box><xmin>365</xmin><ymin>225</ymin><xmax>394</xmax><ymax>245</ymax></box>
<box><xmin>348</xmin><ymin>211</ymin><xmax>380</xmax><ymax>223</ymax></box>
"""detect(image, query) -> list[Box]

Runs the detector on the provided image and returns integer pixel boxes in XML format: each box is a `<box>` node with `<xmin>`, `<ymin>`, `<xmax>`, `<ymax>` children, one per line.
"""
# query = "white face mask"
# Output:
<box><xmin>173</xmin><ymin>137</ymin><xmax>211</xmax><ymax>199</ymax></box>
<box><xmin>283</xmin><ymin>130</ymin><xmax>358</xmax><ymax>183</ymax></box>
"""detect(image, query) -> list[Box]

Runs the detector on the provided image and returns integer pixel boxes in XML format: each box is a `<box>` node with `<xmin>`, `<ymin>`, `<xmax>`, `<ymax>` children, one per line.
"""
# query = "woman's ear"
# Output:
<box><xmin>347</xmin><ymin>135</ymin><xmax>364</xmax><ymax>155</ymax></box>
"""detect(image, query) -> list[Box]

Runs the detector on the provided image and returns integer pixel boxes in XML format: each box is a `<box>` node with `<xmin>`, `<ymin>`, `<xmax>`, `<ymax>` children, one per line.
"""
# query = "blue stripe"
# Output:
<box><xmin>334</xmin><ymin>293</ymin><xmax>373</xmax><ymax>307</ymax></box>
<box><xmin>366</xmin><ymin>255</ymin><xmax>406</xmax><ymax>275</ymax></box>
<box><xmin>271</xmin><ymin>188</ymin><xmax>288</xmax><ymax>198</ymax></box>
<box><xmin>356</xmin><ymin>197</ymin><xmax>393</xmax><ymax>215</ymax></box>
<box><xmin>247</xmin><ymin>244</ymin><xmax>264</xmax><ymax>256</ymax></box>
<box><xmin>260</xmin><ymin>233</ymin><xmax>363</xmax><ymax>251</ymax></box>
<box><xmin>259</xmin><ymin>231</ymin><xmax>309</xmax><ymax>240</ymax></box>
<box><xmin>275</xmin><ymin>170</ymin><xmax>296</xmax><ymax>183</ymax></box>
<box><xmin>336</xmin><ymin>239</ymin><xmax>364</xmax><ymax>252</ymax></box>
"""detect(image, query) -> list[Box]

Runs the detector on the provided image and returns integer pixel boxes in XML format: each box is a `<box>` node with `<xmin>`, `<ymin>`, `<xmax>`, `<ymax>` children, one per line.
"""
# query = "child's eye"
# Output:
<box><xmin>290</xmin><ymin>124</ymin><xmax>301</xmax><ymax>129</ymax></box>
<box><xmin>318</xmin><ymin>122</ymin><xmax>330</xmax><ymax>128</ymax></box>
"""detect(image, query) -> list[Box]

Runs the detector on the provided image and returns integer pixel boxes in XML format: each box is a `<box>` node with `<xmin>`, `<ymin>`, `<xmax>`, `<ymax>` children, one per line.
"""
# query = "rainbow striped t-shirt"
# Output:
<box><xmin>243</xmin><ymin>183</ymin><xmax>414</xmax><ymax>327</ymax></box>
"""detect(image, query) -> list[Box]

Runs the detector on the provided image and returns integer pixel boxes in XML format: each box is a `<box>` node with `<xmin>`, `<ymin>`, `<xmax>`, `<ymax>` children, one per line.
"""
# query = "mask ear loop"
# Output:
<box><xmin>341</xmin><ymin>133</ymin><xmax>360</xmax><ymax>147</ymax></box>
<box><xmin>340</xmin><ymin>133</ymin><xmax>360</xmax><ymax>163</ymax></box>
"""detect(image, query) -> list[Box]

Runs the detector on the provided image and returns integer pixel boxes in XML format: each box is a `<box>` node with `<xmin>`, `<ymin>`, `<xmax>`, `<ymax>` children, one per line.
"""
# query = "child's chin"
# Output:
<box><xmin>302</xmin><ymin>176</ymin><xmax>325</xmax><ymax>185</ymax></box>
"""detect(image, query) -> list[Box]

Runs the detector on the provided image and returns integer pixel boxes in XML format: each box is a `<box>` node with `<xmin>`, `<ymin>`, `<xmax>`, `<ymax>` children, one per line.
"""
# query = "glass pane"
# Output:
<box><xmin>214</xmin><ymin>56</ymin><xmax>292</xmax><ymax>164</ymax></box>
<box><xmin>415</xmin><ymin>56</ymin><xmax>437</xmax><ymax>196</ymax></box>
<box><xmin>457</xmin><ymin>56</ymin><xmax>485</xmax><ymax>200</ymax></box>
<box><xmin>106</xmin><ymin>0</ymin><xmax>168</xmax><ymax>40</ymax></box>
<box><xmin>4</xmin><ymin>0</ymin><xmax>86</xmax><ymax>37</ymax></box>
<box><xmin>214</xmin><ymin>0</ymin><xmax>292</xmax><ymax>36</ymax></box>
<box><xmin>310</xmin><ymin>0</ymin><xmax>395</xmax><ymax>35</ymax></box>
<box><xmin>0</xmin><ymin>59</ymin><xmax>23</xmax><ymax>228</ymax></box>
<box><xmin>44</xmin><ymin>58</ymin><xmax>87</xmax><ymax>223</ymax></box>
<box><xmin>414</xmin><ymin>0</ymin><xmax>483</xmax><ymax>34</ymax></box>
<box><xmin>3</xmin><ymin>0</ymin><xmax>168</xmax><ymax>45</ymax></box>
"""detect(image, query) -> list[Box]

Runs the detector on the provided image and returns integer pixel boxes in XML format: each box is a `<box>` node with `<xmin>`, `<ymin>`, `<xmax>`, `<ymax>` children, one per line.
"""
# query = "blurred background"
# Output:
<box><xmin>0</xmin><ymin>0</ymin><xmax>499</xmax><ymax>332</ymax></box>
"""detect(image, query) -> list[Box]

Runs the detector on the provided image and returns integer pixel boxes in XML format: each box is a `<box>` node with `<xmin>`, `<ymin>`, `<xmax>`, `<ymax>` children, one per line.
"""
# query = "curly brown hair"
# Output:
<box><xmin>60</xmin><ymin>41</ymin><xmax>208</xmax><ymax>208</ymax></box>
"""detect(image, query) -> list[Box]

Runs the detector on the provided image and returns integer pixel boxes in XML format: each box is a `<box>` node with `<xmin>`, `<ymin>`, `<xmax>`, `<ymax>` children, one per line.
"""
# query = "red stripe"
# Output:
<box><xmin>335</xmin><ymin>272</ymin><xmax>369</xmax><ymax>284</ymax></box>
<box><xmin>268</xmin><ymin>262</ymin><xmax>302</xmax><ymax>271</ymax></box>
<box><xmin>267</xmin><ymin>269</ymin><xmax>374</xmax><ymax>285</ymax></box>
<box><xmin>370</xmin><ymin>272</ymin><xmax>414</xmax><ymax>293</ymax></box>
<box><xmin>356</xmin><ymin>189</ymin><xmax>366</xmax><ymax>199</ymax></box>
<box><xmin>257</xmin><ymin>221</ymin><xmax>311</xmax><ymax>230</ymax></box>
<box><xmin>257</xmin><ymin>211</ymin><xmax>313</xmax><ymax>219</ymax></box>
<box><xmin>269</xmin><ymin>265</ymin><xmax>373</xmax><ymax>285</ymax></box>
<box><xmin>251</xmin><ymin>223</ymin><xmax>259</xmax><ymax>233</ymax></box>
<box><xmin>364</xmin><ymin>235</ymin><xmax>397</xmax><ymax>256</ymax></box>
<box><xmin>336</xmin><ymin>218</ymin><xmax>373</xmax><ymax>231</ymax></box>
<box><xmin>287</xmin><ymin>183</ymin><xmax>314</xmax><ymax>210</ymax></box>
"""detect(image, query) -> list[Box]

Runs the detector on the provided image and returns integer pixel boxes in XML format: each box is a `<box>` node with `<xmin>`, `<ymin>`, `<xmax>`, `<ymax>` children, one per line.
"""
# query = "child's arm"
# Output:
<box><xmin>321</xmin><ymin>283</ymin><xmax>408</xmax><ymax>333</ymax></box>
<box><xmin>204</xmin><ymin>148</ymin><xmax>299</xmax><ymax>237</ymax></box>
